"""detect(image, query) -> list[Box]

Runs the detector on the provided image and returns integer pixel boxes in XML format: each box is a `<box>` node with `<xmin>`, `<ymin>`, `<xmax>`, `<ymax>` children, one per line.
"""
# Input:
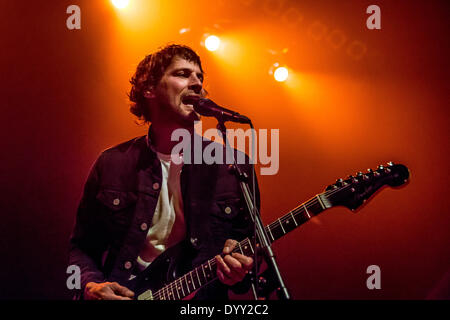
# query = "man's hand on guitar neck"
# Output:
<box><xmin>215</xmin><ymin>239</ymin><xmax>254</xmax><ymax>286</ymax></box>
<box><xmin>84</xmin><ymin>281</ymin><xmax>135</xmax><ymax>300</ymax></box>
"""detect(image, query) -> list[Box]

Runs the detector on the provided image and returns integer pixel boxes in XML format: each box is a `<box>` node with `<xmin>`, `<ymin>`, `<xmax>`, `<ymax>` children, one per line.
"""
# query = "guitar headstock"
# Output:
<box><xmin>325</xmin><ymin>162</ymin><xmax>410</xmax><ymax>211</ymax></box>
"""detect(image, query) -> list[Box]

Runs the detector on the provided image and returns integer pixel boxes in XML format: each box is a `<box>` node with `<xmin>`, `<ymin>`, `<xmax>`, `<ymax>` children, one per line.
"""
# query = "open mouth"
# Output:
<box><xmin>182</xmin><ymin>95</ymin><xmax>200</xmax><ymax>107</ymax></box>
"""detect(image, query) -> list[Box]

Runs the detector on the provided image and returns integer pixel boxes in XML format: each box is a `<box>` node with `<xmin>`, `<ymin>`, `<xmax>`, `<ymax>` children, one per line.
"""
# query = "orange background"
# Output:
<box><xmin>0</xmin><ymin>0</ymin><xmax>448</xmax><ymax>299</ymax></box>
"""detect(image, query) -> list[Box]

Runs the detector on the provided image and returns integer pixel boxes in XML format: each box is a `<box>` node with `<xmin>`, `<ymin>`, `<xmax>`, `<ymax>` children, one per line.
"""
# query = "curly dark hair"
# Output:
<box><xmin>128</xmin><ymin>44</ymin><xmax>204</xmax><ymax>123</ymax></box>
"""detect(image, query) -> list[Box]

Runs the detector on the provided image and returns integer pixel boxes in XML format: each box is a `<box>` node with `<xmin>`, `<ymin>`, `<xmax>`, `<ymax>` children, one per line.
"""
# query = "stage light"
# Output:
<box><xmin>179</xmin><ymin>27</ymin><xmax>190</xmax><ymax>34</ymax></box>
<box><xmin>205</xmin><ymin>35</ymin><xmax>221</xmax><ymax>51</ymax></box>
<box><xmin>112</xmin><ymin>0</ymin><xmax>130</xmax><ymax>9</ymax></box>
<box><xmin>274</xmin><ymin>66</ymin><xmax>289</xmax><ymax>82</ymax></box>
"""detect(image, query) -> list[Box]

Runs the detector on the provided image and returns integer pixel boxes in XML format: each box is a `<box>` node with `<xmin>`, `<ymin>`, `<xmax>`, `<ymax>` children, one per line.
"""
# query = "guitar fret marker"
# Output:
<box><xmin>202</xmin><ymin>265</ymin><xmax>207</xmax><ymax>279</ymax></box>
<box><xmin>207</xmin><ymin>260</ymin><xmax>212</xmax><ymax>275</ymax></box>
<box><xmin>179</xmin><ymin>281</ymin><xmax>185</xmax><ymax>297</ymax></box>
<box><xmin>173</xmin><ymin>287</ymin><xmax>177</xmax><ymax>300</ymax></box>
<box><xmin>238</xmin><ymin>242</ymin><xmax>244</xmax><ymax>254</ymax></box>
<box><xmin>267</xmin><ymin>227</ymin><xmax>275</xmax><ymax>241</ymax></box>
<box><xmin>291</xmin><ymin>212</ymin><xmax>298</xmax><ymax>226</ymax></box>
<box><xmin>247</xmin><ymin>240</ymin><xmax>254</xmax><ymax>254</ymax></box>
<box><xmin>316</xmin><ymin>195</ymin><xmax>325</xmax><ymax>209</ymax></box>
<box><xmin>278</xmin><ymin>218</ymin><xmax>286</xmax><ymax>234</ymax></box>
<box><xmin>195</xmin><ymin>268</ymin><xmax>201</xmax><ymax>287</ymax></box>
<box><xmin>303</xmin><ymin>205</ymin><xmax>311</xmax><ymax>219</ymax></box>
<box><xmin>190</xmin><ymin>272</ymin><xmax>196</xmax><ymax>290</ymax></box>
<box><xmin>184</xmin><ymin>275</ymin><xmax>190</xmax><ymax>294</ymax></box>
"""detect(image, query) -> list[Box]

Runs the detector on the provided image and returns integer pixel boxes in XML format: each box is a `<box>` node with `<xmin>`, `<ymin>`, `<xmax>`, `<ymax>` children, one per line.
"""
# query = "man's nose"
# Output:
<box><xmin>188</xmin><ymin>75</ymin><xmax>203</xmax><ymax>94</ymax></box>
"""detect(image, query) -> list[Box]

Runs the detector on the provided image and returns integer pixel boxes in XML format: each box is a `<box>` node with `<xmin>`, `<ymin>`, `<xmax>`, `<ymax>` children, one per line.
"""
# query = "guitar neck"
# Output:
<box><xmin>149</xmin><ymin>192</ymin><xmax>332</xmax><ymax>300</ymax></box>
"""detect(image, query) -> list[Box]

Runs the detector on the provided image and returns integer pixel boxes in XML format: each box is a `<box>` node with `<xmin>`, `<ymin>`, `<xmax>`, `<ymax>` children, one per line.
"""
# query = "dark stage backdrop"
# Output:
<box><xmin>0</xmin><ymin>0</ymin><xmax>449</xmax><ymax>299</ymax></box>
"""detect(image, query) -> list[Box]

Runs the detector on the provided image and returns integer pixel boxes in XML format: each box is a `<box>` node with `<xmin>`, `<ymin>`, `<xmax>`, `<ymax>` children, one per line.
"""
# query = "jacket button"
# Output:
<box><xmin>113</xmin><ymin>198</ymin><xmax>120</xmax><ymax>206</ymax></box>
<box><xmin>124</xmin><ymin>261</ymin><xmax>132</xmax><ymax>270</ymax></box>
<box><xmin>224</xmin><ymin>206</ymin><xmax>232</xmax><ymax>214</ymax></box>
<box><xmin>152</xmin><ymin>182</ymin><xmax>160</xmax><ymax>190</ymax></box>
<box><xmin>190</xmin><ymin>237</ymin><xmax>198</xmax><ymax>246</ymax></box>
<box><xmin>140</xmin><ymin>223</ymin><xmax>148</xmax><ymax>231</ymax></box>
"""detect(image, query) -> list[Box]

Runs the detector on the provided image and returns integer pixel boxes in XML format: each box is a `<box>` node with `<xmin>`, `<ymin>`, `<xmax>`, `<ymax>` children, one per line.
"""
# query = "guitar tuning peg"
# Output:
<box><xmin>335</xmin><ymin>178</ymin><xmax>344</xmax><ymax>187</ymax></box>
<box><xmin>357</xmin><ymin>171</ymin><xmax>367</xmax><ymax>181</ymax></box>
<box><xmin>366</xmin><ymin>168</ymin><xmax>375</xmax><ymax>178</ymax></box>
<box><xmin>374</xmin><ymin>166</ymin><xmax>382</xmax><ymax>176</ymax></box>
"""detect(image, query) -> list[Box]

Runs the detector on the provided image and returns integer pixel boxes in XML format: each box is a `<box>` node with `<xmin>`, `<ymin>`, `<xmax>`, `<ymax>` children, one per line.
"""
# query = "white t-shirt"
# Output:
<box><xmin>136</xmin><ymin>152</ymin><xmax>186</xmax><ymax>271</ymax></box>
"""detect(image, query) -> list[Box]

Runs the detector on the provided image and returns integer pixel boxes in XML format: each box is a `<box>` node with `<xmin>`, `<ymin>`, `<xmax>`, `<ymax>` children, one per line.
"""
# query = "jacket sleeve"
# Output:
<box><xmin>68</xmin><ymin>154</ymin><xmax>108</xmax><ymax>298</ymax></box>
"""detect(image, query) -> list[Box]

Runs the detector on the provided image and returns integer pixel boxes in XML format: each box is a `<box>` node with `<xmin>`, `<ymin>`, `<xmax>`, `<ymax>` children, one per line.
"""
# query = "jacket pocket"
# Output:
<box><xmin>213</xmin><ymin>198</ymin><xmax>243</xmax><ymax>220</ymax></box>
<box><xmin>96</xmin><ymin>189</ymin><xmax>138</xmax><ymax>212</ymax></box>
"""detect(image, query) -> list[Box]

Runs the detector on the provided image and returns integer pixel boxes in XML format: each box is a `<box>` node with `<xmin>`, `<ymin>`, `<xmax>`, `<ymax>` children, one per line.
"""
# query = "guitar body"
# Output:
<box><xmin>128</xmin><ymin>241</ymin><xmax>194</xmax><ymax>300</ymax></box>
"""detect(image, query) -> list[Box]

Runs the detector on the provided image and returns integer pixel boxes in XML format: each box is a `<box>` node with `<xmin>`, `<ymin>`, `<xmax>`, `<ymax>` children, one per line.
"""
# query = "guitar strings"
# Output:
<box><xmin>147</xmin><ymin>184</ymin><xmax>353</xmax><ymax>300</ymax></box>
<box><xmin>267</xmin><ymin>184</ymin><xmax>353</xmax><ymax>231</ymax></box>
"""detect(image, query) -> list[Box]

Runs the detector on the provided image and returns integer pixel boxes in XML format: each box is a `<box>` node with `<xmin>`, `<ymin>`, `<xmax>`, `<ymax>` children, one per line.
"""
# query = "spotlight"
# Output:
<box><xmin>274</xmin><ymin>66</ymin><xmax>289</xmax><ymax>82</ymax></box>
<box><xmin>204</xmin><ymin>35</ymin><xmax>221</xmax><ymax>51</ymax></box>
<box><xmin>112</xmin><ymin>0</ymin><xmax>130</xmax><ymax>9</ymax></box>
<box><xmin>179</xmin><ymin>27</ymin><xmax>191</xmax><ymax>34</ymax></box>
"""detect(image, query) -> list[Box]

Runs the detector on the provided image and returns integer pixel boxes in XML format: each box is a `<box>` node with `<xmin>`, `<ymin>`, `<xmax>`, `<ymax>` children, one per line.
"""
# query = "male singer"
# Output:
<box><xmin>69</xmin><ymin>44</ymin><xmax>259</xmax><ymax>300</ymax></box>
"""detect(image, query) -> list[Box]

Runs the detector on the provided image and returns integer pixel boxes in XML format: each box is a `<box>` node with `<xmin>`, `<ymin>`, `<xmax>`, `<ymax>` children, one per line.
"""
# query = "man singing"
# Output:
<box><xmin>69</xmin><ymin>44</ymin><xmax>259</xmax><ymax>300</ymax></box>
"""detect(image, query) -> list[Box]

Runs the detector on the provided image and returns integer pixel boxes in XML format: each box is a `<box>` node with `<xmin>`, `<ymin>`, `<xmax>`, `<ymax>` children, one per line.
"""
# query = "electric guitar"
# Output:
<box><xmin>130</xmin><ymin>162</ymin><xmax>410</xmax><ymax>300</ymax></box>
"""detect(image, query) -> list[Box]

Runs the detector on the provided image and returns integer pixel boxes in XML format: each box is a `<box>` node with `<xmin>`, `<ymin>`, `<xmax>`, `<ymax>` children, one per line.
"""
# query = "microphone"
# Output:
<box><xmin>184</xmin><ymin>97</ymin><xmax>251</xmax><ymax>124</ymax></box>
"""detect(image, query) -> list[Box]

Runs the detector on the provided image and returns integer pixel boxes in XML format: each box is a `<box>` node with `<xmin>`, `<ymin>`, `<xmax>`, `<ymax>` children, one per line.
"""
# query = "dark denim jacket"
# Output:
<box><xmin>68</xmin><ymin>131</ymin><xmax>259</xmax><ymax>299</ymax></box>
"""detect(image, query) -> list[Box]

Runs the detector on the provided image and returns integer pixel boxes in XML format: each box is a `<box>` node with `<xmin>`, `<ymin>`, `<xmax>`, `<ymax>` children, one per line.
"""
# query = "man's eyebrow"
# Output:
<box><xmin>172</xmin><ymin>67</ymin><xmax>197</xmax><ymax>72</ymax></box>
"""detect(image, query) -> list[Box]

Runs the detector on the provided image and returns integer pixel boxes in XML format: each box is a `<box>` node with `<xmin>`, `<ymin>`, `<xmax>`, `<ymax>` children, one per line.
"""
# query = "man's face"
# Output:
<box><xmin>151</xmin><ymin>56</ymin><xmax>204</xmax><ymax>127</ymax></box>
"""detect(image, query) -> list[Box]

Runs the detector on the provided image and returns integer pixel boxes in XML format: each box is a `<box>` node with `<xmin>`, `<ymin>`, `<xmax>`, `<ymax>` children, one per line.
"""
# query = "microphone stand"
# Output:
<box><xmin>216</xmin><ymin>119</ymin><xmax>290</xmax><ymax>300</ymax></box>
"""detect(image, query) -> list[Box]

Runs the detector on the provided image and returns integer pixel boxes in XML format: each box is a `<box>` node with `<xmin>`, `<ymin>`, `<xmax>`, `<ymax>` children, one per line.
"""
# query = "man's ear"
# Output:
<box><xmin>144</xmin><ymin>89</ymin><xmax>155</xmax><ymax>99</ymax></box>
